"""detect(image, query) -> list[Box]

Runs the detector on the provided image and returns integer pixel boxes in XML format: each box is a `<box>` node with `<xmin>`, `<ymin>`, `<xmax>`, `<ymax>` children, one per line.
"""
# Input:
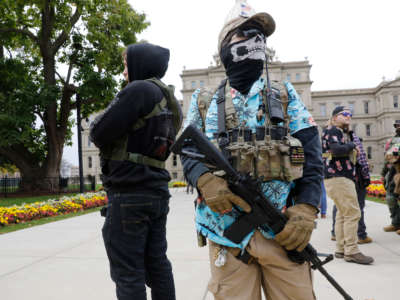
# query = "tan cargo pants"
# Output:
<box><xmin>324</xmin><ymin>176</ymin><xmax>361</xmax><ymax>255</ymax></box>
<box><xmin>207</xmin><ymin>231</ymin><xmax>316</xmax><ymax>300</ymax></box>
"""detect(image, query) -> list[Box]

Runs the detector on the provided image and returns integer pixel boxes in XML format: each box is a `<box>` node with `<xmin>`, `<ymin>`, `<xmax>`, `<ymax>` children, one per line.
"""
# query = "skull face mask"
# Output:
<box><xmin>230</xmin><ymin>34</ymin><xmax>266</xmax><ymax>62</ymax></box>
<box><xmin>220</xmin><ymin>34</ymin><xmax>266</xmax><ymax>95</ymax></box>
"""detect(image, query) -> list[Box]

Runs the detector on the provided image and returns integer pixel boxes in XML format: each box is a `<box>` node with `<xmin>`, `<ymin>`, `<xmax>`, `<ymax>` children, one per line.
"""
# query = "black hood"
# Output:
<box><xmin>126</xmin><ymin>43</ymin><xmax>170</xmax><ymax>82</ymax></box>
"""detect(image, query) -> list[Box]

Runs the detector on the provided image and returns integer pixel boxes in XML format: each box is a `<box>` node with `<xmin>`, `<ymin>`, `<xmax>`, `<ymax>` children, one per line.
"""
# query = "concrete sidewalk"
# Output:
<box><xmin>0</xmin><ymin>188</ymin><xmax>398</xmax><ymax>300</ymax></box>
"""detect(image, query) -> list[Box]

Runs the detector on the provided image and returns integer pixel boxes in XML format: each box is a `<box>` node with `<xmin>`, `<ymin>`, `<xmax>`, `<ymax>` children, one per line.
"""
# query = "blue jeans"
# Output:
<box><xmin>331</xmin><ymin>187</ymin><xmax>367</xmax><ymax>239</ymax></box>
<box><xmin>102</xmin><ymin>192</ymin><xmax>176</xmax><ymax>300</ymax></box>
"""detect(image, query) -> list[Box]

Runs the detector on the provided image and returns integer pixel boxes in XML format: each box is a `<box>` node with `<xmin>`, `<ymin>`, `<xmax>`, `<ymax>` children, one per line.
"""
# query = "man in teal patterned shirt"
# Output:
<box><xmin>180</xmin><ymin>2</ymin><xmax>323</xmax><ymax>299</ymax></box>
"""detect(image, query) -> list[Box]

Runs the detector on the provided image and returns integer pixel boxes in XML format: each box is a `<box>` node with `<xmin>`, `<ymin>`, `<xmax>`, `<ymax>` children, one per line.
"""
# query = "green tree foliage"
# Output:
<box><xmin>0</xmin><ymin>0</ymin><xmax>149</xmax><ymax>191</ymax></box>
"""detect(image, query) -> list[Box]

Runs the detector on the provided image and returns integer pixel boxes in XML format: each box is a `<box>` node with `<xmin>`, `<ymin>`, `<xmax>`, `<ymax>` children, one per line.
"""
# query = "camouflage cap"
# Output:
<box><xmin>218</xmin><ymin>1</ymin><xmax>275</xmax><ymax>53</ymax></box>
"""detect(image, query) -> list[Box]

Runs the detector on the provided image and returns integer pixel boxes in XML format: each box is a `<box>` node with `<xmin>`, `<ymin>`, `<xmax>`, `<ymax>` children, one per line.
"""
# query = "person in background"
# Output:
<box><xmin>381</xmin><ymin>119</ymin><xmax>400</xmax><ymax>234</ymax></box>
<box><xmin>322</xmin><ymin>106</ymin><xmax>373</xmax><ymax>264</ymax></box>
<box><xmin>331</xmin><ymin>134</ymin><xmax>372</xmax><ymax>244</ymax></box>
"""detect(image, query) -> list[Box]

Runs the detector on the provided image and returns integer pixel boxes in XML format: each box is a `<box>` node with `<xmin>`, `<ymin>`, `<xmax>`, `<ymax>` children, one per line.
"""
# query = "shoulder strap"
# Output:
<box><xmin>215</xmin><ymin>78</ymin><xmax>231</xmax><ymax>157</ymax></box>
<box><xmin>217</xmin><ymin>78</ymin><xmax>228</xmax><ymax>134</ymax></box>
<box><xmin>146</xmin><ymin>77</ymin><xmax>183</xmax><ymax>133</ymax></box>
<box><xmin>132</xmin><ymin>98</ymin><xmax>167</xmax><ymax>131</ymax></box>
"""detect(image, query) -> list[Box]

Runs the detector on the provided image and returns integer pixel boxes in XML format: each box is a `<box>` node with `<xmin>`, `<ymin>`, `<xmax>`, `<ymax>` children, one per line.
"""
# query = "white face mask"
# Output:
<box><xmin>230</xmin><ymin>34</ymin><xmax>266</xmax><ymax>63</ymax></box>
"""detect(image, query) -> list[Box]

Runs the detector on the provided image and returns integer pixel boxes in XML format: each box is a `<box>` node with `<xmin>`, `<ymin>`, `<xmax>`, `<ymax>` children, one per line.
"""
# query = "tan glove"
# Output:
<box><xmin>274</xmin><ymin>203</ymin><xmax>317</xmax><ymax>252</ymax></box>
<box><xmin>197</xmin><ymin>172</ymin><xmax>251</xmax><ymax>214</ymax></box>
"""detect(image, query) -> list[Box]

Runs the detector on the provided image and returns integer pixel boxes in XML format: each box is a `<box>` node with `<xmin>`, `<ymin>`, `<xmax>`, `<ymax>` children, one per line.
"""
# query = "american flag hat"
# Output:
<box><xmin>218</xmin><ymin>0</ymin><xmax>275</xmax><ymax>52</ymax></box>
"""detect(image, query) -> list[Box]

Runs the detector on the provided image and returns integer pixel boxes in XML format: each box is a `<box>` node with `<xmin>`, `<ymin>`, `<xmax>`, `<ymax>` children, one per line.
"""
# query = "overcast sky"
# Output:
<box><xmin>63</xmin><ymin>0</ymin><xmax>400</xmax><ymax>165</ymax></box>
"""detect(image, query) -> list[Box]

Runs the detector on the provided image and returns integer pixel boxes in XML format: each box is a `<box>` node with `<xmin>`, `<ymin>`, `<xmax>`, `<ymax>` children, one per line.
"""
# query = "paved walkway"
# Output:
<box><xmin>0</xmin><ymin>189</ymin><xmax>398</xmax><ymax>300</ymax></box>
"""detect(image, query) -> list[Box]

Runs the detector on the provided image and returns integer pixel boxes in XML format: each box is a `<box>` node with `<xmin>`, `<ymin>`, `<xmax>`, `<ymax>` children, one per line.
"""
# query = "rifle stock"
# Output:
<box><xmin>171</xmin><ymin>124</ymin><xmax>353</xmax><ymax>300</ymax></box>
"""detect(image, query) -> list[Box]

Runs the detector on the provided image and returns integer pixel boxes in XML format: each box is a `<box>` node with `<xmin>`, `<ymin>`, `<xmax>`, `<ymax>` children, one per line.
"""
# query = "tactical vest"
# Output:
<box><xmin>101</xmin><ymin>78</ymin><xmax>182</xmax><ymax>169</ymax></box>
<box><xmin>384</xmin><ymin>136</ymin><xmax>400</xmax><ymax>164</ymax></box>
<box><xmin>198</xmin><ymin>79</ymin><xmax>305</xmax><ymax>182</ymax></box>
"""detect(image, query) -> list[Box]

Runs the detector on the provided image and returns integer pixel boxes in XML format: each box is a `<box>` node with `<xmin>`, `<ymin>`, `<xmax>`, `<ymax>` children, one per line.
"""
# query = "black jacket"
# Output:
<box><xmin>322</xmin><ymin>126</ymin><xmax>356</xmax><ymax>181</ymax></box>
<box><xmin>90</xmin><ymin>43</ymin><xmax>173</xmax><ymax>194</ymax></box>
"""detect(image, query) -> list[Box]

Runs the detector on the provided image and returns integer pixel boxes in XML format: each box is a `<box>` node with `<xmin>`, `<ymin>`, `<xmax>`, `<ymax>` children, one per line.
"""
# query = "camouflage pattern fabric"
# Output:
<box><xmin>184</xmin><ymin>77</ymin><xmax>316</xmax><ymax>249</ymax></box>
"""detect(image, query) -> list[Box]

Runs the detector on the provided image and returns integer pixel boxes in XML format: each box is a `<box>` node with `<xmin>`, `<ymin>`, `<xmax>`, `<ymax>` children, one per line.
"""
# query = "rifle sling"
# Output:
<box><xmin>217</xmin><ymin>78</ymin><xmax>228</xmax><ymax>134</ymax></box>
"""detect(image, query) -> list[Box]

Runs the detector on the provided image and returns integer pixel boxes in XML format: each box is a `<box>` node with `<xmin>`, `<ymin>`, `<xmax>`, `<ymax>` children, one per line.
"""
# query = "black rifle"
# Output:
<box><xmin>171</xmin><ymin>124</ymin><xmax>353</xmax><ymax>300</ymax></box>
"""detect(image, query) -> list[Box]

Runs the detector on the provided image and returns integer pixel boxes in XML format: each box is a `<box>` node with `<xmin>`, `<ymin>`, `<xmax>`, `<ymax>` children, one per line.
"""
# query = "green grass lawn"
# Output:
<box><xmin>366</xmin><ymin>195</ymin><xmax>386</xmax><ymax>204</ymax></box>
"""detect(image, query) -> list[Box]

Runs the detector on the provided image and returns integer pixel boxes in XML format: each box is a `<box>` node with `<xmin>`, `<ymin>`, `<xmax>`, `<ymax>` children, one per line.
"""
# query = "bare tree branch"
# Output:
<box><xmin>52</xmin><ymin>7</ymin><xmax>81</xmax><ymax>54</ymax></box>
<box><xmin>66</xmin><ymin>62</ymin><xmax>73</xmax><ymax>85</ymax></box>
<box><xmin>0</xmin><ymin>28</ymin><xmax>38</xmax><ymax>43</ymax></box>
<box><xmin>56</xmin><ymin>71</ymin><xmax>66</xmax><ymax>84</ymax></box>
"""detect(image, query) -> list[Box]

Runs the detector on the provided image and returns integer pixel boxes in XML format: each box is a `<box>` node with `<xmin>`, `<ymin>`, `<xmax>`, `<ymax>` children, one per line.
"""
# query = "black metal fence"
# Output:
<box><xmin>0</xmin><ymin>175</ymin><xmax>97</xmax><ymax>197</ymax></box>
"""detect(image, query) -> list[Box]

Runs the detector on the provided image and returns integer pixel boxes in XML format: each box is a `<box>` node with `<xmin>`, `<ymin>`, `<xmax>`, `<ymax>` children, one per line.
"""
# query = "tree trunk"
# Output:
<box><xmin>0</xmin><ymin>139</ymin><xmax>64</xmax><ymax>193</ymax></box>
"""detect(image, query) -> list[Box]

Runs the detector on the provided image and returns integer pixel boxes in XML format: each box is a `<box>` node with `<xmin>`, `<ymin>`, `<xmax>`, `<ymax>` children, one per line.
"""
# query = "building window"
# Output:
<box><xmin>88</xmin><ymin>156</ymin><xmax>92</xmax><ymax>168</ymax></box>
<box><xmin>367</xmin><ymin>146</ymin><xmax>372</xmax><ymax>159</ymax></box>
<box><xmin>365</xmin><ymin>124</ymin><xmax>371</xmax><ymax>136</ymax></box>
<box><xmin>286</xmin><ymin>74</ymin><xmax>291</xmax><ymax>81</ymax></box>
<box><xmin>172</xmin><ymin>172</ymin><xmax>177</xmax><ymax>179</ymax></box>
<box><xmin>364</xmin><ymin>101</ymin><xmax>369</xmax><ymax>114</ymax></box>
<box><xmin>200</xmin><ymin>80</ymin><xmax>204</xmax><ymax>87</ymax></box>
<box><xmin>173</xmin><ymin>155</ymin><xmax>177</xmax><ymax>167</ymax></box>
<box><xmin>394</xmin><ymin>95</ymin><xmax>399</xmax><ymax>108</ymax></box>
<box><xmin>88</xmin><ymin>138</ymin><xmax>91</xmax><ymax>148</ymax></box>
<box><xmin>295</xmin><ymin>73</ymin><xmax>301</xmax><ymax>81</ymax></box>
<box><xmin>191</xmin><ymin>81</ymin><xmax>196</xmax><ymax>88</ymax></box>
<box><xmin>320</xmin><ymin>104</ymin><xmax>326</xmax><ymax>116</ymax></box>
<box><xmin>348</xmin><ymin>102</ymin><xmax>355</xmax><ymax>114</ymax></box>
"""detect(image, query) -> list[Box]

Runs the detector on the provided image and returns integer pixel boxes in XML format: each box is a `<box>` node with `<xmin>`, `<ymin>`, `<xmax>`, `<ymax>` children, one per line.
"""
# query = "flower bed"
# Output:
<box><xmin>366</xmin><ymin>180</ymin><xmax>386</xmax><ymax>198</ymax></box>
<box><xmin>0</xmin><ymin>192</ymin><xmax>107</xmax><ymax>226</ymax></box>
<box><xmin>171</xmin><ymin>181</ymin><xmax>187</xmax><ymax>188</ymax></box>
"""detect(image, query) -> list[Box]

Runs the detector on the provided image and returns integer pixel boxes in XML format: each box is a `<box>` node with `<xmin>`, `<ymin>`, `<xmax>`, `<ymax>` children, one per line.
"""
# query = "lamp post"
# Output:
<box><xmin>76</xmin><ymin>94</ymin><xmax>84</xmax><ymax>193</ymax></box>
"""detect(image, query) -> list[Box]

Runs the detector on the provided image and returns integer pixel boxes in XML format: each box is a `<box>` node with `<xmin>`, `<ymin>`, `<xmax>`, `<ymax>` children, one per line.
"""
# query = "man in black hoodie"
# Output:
<box><xmin>90</xmin><ymin>43</ymin><xmax>182</xmax><ymax>300</ymax></box>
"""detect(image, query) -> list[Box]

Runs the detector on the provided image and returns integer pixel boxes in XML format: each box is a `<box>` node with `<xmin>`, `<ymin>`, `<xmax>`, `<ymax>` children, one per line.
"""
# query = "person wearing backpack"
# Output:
<box><xmin>90</xmin><ymin>42</ymin><xmax>182</xmax><ymax>300</ymax></box>
<box><xmin>180</xmin><ymin>2</ymin><xmax>322</xmax><ymax>299</ymax></box>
